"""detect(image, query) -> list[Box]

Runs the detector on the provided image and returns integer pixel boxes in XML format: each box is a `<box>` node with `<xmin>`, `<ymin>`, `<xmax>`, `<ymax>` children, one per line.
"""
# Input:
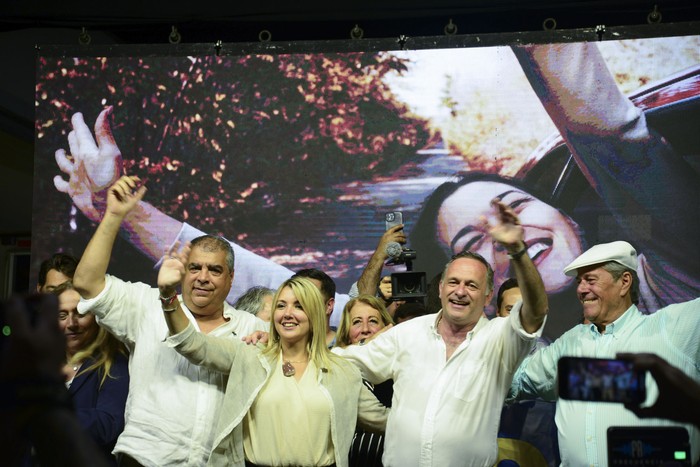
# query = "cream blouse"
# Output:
<box><xmin>243</xmin><ymin>358</ymin><xmax>335</xmax><ymax>466</ymax></box>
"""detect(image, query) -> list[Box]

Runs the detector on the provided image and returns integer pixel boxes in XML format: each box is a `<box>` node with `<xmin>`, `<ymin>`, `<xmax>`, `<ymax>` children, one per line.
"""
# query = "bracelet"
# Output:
<box><xmin>159</xmin><ymin>293</ymin><xmax>178</xmax><ymax>311</ymax></box>
<box><xmin>507</xmin><ymin>245</ymin><xmax>528</xmax><ymax>260</ymax></box>
<box><xmin>358</xmin><ymin>338</ymin><xmax>367</xmax><ymax>346</ymax></box>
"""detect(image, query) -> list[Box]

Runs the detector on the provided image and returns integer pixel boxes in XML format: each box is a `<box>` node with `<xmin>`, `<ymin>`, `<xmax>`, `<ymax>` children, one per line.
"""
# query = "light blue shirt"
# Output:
<box><xmin>510</xmin><ymin>298</ymin><xmax>700</xmax><ymax>466</ymax></box>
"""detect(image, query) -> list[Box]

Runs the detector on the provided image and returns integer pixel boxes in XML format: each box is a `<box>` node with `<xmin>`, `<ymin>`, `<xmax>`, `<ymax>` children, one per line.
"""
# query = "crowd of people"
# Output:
<box><xmin>5</xmin><ymin>171</ymin><xmax>699</xmax><ymax>466</ymax></box>
<box><xmin>3</xmin><ymin>41</ymin><xmax>700</xmax><ymax>467</ymax></box>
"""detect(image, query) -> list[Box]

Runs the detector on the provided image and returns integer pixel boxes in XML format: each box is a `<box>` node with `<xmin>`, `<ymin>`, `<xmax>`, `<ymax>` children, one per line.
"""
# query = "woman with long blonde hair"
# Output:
<box><xmin>53</xmin><ymin>281</ymin><xmax>129</xmax><ymax>465</ymax></box>
<box><xmin>160</xmin><ymin>257</ymin><xmax>388</xmax><ymax>467</ymax></box>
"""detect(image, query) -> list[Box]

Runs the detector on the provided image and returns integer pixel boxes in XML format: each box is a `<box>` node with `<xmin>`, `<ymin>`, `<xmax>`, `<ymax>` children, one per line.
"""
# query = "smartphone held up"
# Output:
<box><xmin>385</xmin><ymin>211</ymin><xmax>403</xmax><ymax>231</ymax></box>
<box><xmin>558</xmin><ymin>356</ymin><xmax>646</xmax><ymax>404</ymax></box>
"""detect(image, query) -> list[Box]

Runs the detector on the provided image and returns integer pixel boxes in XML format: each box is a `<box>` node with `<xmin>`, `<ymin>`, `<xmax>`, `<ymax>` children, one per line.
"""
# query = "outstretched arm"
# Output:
<box><xmin>55</xmin><ymin>109</ymin><xmax>294</xmax><ymax>296</ymax></box>
<box><xmin>618</xmin><ymin>352</ymin><xmax>700</xmax><ymax>429</ymax></box>
<box><xmin>73</xmin><ymin>176</ymin><xmax>146</xmax><ymax>299</ymax></box>
<box><xmin>513</xmin><ymin>42</ymin><xmax>700</xmax><ymax>280</ymax></box>
<box><xmin>54</xmin><ymin>108</ymin><xmax>186</xmax><ymax>262</ymax></box>
<box><xmin>54</xmin><ymin>108</ymin><xmax>123</xmax><ymax>222</ymax></box>
<box><xmin>485</xmin><ymin>199</ymin><xmax>548</xmax><ymax>333</ymax></box>
<box><xmin>357</xmin><ymin>224</ymin><xmax>406</xmax><ymax>296</ymax></box>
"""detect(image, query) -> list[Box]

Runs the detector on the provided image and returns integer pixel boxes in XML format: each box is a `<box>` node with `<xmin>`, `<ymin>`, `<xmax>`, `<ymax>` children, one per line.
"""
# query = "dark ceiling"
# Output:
<box><xmin>6</xmin><ymin>0</ymin><xmax>700</xmax><ymax>44</ymax></box>
<box><xmin>1</xmin><ymin>0</ymin><xmax>700</xmax><ymax>235</ymax></box>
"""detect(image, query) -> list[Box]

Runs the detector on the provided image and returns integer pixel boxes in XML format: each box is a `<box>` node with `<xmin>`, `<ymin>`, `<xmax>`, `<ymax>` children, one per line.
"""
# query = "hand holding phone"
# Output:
<box><xmin>618</xmin><ymin>353</ymin><xmax>700</xmax><ymax>428</ymax></box>
<box><xmin>385</xmin><ymin>211</ymin><xmax>403</xmax><ymax>231</ymax></box>
<box><xmin>557</xmin><ymin>356</ymin><xmax>646</xmax><ymax>404</ymax></box>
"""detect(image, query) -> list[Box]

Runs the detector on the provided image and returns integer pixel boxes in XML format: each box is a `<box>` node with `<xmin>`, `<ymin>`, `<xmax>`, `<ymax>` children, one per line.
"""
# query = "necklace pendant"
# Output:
<box><xmin>282</xmin><ymin>361</ymin><xmax>296</xmax><ymax>377</ymax></box>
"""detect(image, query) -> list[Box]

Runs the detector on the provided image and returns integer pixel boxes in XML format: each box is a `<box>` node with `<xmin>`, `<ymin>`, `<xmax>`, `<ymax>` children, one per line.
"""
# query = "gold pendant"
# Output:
<box><xmin>282</xmin><ymin>361</ymin><xmax>296</xmax><ymax>377</ymax></box>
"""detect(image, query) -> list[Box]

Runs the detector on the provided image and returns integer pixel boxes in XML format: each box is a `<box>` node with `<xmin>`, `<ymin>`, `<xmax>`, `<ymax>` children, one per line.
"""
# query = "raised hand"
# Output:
<box><xmin>105</xmin><ymin>175</ymin><xmax>147</xmax><ymax>220</ymax></box>
<box><xmin>618</xmin><ymin>352</ymin><xmax>700</xmax><ymax>428</ymax></box>
<box><xmin>378</xmin><ymin>224</ymin><xmax>407</xmax><ymax>259</ymax></box>
<box><xmin>158</xmin><ymin>242</ymin><xmax>191</xmax><ymax>293</ymax></box>
<box><xmin>378</xmin><ymin>275</ymin><xmax>393</xmax><ymax>300</ymax></box>
<box><xmin>357</xmin><ymin>223</ymin><xmax>407</xmax><ymax>296</ymax></box>
<box><xmin>54</xmin><ymin>107</ymin><xmax>124</xmax><ymax>221</ymax></box>
<box><xmin>483</xmin><ymin>198</ymin><xmax>525</xmax><ymax>251</ymax></box>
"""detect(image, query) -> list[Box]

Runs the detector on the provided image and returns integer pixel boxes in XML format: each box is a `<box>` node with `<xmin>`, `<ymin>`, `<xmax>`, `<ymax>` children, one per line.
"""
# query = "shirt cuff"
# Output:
<box><xmin>164</xmin><ymin>322</ymin><xmax>196</xmax><ymax>347</ymax></box>
<box><xmin>77</xmin><ymin>274</ymin><xmax>113</xmax><ymax>316</ymax></box>
<box><xmin>348</xmin><ymin>282</ymin><xmax>359</xmax><ymax>298</ymax></box>
<box><xmin>509</xmin><ymin>300</ymin><xmax>547</xmax><ymax>339</ymax></box>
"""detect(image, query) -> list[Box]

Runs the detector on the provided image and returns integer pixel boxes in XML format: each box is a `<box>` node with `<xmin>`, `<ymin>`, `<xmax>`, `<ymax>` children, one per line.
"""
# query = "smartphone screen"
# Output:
<box><xmin>385</xmin><ymin>211</ymin><xmax>403</xmax><ymax>231</ymax></box>
<box><xmin>558</xmin><ymin>356</ymin><xmax>646</xmax><ymax>404</ymax></box>
<box><xmin>607</xmin><ymin>426</ymin><xmax>691</xmax><ymax>466</ymax></box>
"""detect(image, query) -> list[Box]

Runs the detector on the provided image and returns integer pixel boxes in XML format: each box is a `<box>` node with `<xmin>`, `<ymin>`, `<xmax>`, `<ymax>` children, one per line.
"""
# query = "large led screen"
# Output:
<box><xmin>33</xmin><ymin>33</ymin><xmax>700</xmax><ymax>339</ymax></box>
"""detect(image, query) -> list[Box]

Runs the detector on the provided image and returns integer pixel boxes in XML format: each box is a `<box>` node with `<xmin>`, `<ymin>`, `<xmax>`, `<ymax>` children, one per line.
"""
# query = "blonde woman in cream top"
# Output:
<box><xmin>158</xmin><ymin>249</ymin><xmax>388</xmax><ymax>467</ymax></box>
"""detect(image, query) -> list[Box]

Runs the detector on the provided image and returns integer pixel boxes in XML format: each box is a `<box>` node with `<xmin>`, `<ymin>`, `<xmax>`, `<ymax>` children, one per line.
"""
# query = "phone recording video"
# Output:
<box><xmin>558</xmin><ymin>356</ymin><xmax>646</xmax><ymax>404</ymax></box>
<box><xmin>385</xmin><ymin>211</ymin><xmax>403</xmax><ymax>231</ymax></box>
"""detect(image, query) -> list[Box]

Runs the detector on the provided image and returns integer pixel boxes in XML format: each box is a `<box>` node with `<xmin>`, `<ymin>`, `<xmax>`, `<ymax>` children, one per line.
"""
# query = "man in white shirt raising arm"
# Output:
<box><xmin>334</xmin><ymin>198</ymin><xmax>549</xmax><ymax>467</ymax></box>
<box><xmin>72</xmin><ymin>175</ymin><xmax>267</xmax><ymax>467</ymax></box>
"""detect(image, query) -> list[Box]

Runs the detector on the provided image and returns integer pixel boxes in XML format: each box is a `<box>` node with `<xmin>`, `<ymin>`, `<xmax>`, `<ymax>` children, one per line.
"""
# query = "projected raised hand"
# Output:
<box><xmin>54</xmin><ymin>106</ymin><xmax>123</xmax><ymax>222</ymax></box>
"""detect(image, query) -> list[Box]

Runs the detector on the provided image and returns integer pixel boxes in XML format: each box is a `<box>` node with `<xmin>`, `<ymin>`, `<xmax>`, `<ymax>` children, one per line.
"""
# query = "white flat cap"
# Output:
<box><xmin>563</xmin><ymin>241</ymin><xmax>638</xmax><ymax>277</ymax></box>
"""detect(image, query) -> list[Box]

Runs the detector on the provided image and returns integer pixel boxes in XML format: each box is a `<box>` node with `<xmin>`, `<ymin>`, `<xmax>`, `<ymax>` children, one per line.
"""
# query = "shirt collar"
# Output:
<box><xmin>588</xmin><ymin>304</ymin><xmax>639</xmax><ymax>337</ymax></box>
<box><xmin>431</xmin><ymin>309</ymin><xmax>487</xmax><ymax>338</ymax></box>
<box><xmin>431</xmin><ymin>311</ymin><xmax>443</xmax><ymax>334</ymax></box>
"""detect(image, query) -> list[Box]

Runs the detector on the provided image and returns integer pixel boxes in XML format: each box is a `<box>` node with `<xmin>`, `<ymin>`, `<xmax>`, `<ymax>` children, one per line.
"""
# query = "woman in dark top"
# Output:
<box><xmin>54</xmin><ymin>281</ymin><xmax>129</xmax><ymax>465</ymax></box>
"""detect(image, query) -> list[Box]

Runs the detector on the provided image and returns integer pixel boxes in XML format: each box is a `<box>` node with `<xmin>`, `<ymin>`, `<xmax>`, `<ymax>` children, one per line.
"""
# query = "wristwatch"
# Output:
<box><xmin>507</xmin><ymin>244</ymin><xmax>528</xmax><ymax>260</ymax></box>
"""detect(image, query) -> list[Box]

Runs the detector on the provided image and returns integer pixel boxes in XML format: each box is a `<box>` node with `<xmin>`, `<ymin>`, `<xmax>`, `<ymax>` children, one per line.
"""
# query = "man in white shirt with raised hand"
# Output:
<box><xmin>334</xmin><ymin>199</ymin><xmax>549</xmax><ymax>467</ymax></box>
<box><xmin>73</xmin><ymin>175</ymin><xmax>267</xmax><ymax>467</ymax></box>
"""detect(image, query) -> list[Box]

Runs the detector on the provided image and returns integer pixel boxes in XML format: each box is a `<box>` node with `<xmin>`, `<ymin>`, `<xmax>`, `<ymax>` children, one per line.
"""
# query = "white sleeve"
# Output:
<box><xmin>77</xmin><ymin>274</ymin><xmax>156</xmax><ymax>347</ymax></box>
<box><xmin>332</xmin><ymin>327</ymin><xmax>397</xmax><ymax>385</ymax></box>
<box><xmin>330</xmin><ymin>292</ymin><xmax>350</xmax><ymax>329</ymax></box>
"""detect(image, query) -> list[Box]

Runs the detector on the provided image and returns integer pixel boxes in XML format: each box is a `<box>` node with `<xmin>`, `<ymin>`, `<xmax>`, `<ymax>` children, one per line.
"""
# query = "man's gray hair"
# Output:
<box><xmin>190</xmin><ymin>235</ymin><xmax>235</xmax><ymax>273</ymax></box>
<box><xmin>442</xmin><ymin>250</ymin><xmax>495</xmax><ymax>295</ymax></box>
<box><xmin>234</xmin><ymin>286</ymin><xmax>274</xmax><ymax>315</ymax></box>
<box><xmin>602</xmin><ymin>261</ymin><xmax>639</xmax><ymax>305</ymax></box>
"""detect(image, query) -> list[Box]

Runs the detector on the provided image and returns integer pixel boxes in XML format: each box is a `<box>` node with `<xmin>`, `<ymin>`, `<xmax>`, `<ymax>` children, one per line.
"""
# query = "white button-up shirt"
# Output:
<box><xmin>78</xmin><ymin>275</ymin><xmax>267</xmax><ymax>467</ymax></box>
<box><xmin>335</xmin><ymin>302</ymin><xmax>541</xmax><ymax>467</ymax></box>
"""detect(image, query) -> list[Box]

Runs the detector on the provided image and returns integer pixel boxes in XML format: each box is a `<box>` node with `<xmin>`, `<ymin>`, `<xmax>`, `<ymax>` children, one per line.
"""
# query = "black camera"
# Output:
<box><xmin>390</xmin><ymin>271</ymin><xmax>427</xmax><ymax>300</ymax></box>
<box><xmin>382</xmin><ymin>211</ymin><xmax>427</xmax><ymax>300</ymax></box>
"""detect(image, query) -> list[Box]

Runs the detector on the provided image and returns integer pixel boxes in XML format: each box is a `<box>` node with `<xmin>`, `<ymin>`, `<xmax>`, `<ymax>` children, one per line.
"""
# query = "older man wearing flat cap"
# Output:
<box><xmin>509</xmin><ymin>240</ymin><xmax>700</xmax><ymax>466</ymax></box>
